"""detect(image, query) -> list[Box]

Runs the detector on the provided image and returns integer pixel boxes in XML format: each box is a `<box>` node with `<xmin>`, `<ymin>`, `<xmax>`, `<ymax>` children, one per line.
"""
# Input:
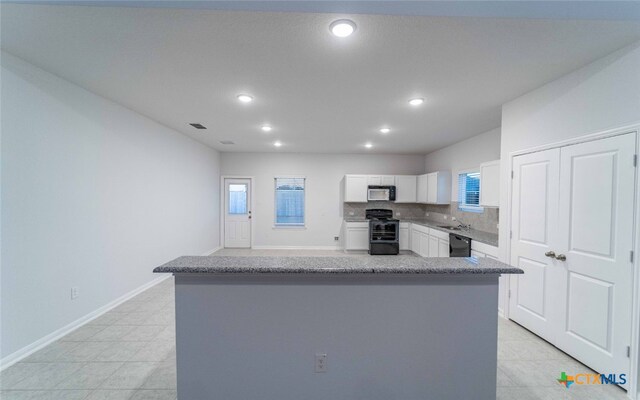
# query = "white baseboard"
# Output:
<box><xmin>0</xmin><ymin>274</ymin><xmax>171</xmax><ymax>371</ymax></box>
<box><xmin>251</xmin><ymin>245</ymin><xmax>341</xmax><ymax>250</ymax></box>
<box><xmin>202</xmin><ymin>246</ymin><xmax>222</xmax><ymax>256</ymax></box>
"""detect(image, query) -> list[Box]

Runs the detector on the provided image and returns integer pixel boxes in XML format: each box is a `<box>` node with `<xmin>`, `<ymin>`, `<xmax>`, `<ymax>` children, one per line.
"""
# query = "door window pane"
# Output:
<box><xmin>275</xmin><ymin>178</ymin><xmax>305</xmax><ymax>225</ymax></box>
<box><xmin>229</xmin><ymin>184</ymin><xmax>247</xmax><ymax>214</ymax></box>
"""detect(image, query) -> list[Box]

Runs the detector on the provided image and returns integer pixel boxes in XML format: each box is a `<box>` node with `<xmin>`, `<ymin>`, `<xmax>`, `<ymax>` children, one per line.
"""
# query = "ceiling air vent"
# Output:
<box><xmin>189</xmin><ymin>123</ymin><xmax>207</xmax><ymax>129</ymax></box>
<box><xmin>220</xmin><ymin>140</ymin><xmax>235</xmax><ymax>145</ymax></box>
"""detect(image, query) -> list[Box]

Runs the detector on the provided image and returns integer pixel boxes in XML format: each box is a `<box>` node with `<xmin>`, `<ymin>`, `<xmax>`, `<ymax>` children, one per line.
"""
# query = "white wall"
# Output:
<box><xmin>424</xmin><ymin>127</ymin><xmax>501</xmax><ymax>201</ymax></box>
<box><xmin>498</xmin><ymin>41</ymin><xmax>640</xmax><ymax>397</ymax></box>
<box><xmin>220</xmin><ymin>153</ymin><xmax>425</xmax><ymax>248</ymax></box>
<box><xmin>1</xmin><ymin>52</ymin><xmax>221</xmax><ymax>360</ymax></box>
<box><xmin>499</xmin><ymin>41</ymin><xmax>640</xmax><ymax>259</ymax></box>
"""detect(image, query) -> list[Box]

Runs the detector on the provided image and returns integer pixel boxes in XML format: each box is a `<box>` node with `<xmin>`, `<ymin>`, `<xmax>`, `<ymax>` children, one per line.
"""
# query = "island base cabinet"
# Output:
<box><xmin>174</xmin><ymin>274</ymin><xmax>499</xmax><ymax>400</ymax></box>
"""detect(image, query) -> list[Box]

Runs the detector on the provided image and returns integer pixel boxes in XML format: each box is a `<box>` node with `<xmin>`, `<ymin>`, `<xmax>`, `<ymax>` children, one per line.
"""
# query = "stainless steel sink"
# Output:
<box><xmin>437</xmin><ymin>225</ymin><xmax>461</xmax><ymax>231</ymax></box>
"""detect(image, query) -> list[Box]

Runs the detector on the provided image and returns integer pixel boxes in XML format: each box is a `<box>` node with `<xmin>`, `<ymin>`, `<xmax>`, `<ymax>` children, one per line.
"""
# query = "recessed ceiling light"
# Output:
<box><xmin>379</xmin><ymin>127</ymin><xmax>391</xmax><ymax>134</ymax></box>
<box><xmin>409</xmin><ymin>98</ymin><xmax>424</xmax><ymax>106</ymax></box>
<box><xmin>237</xmin><ymin>94</ymin><xmax>253</xmax><ymax>103</ymax></box>
<box><xmin>274</xmin><ymin>141</ymin><xmax>282</xmax><ymax>147</ymax></box>
<box><xmin>330</xmin><ymin>19</ymin><xmax>356</xmax><ymax>37</ymax></box>
<box><xmin>261</xmin><ymin>125</ymin><xmax>272</xmax><ymax>132</ymax></box>
<box><xmin>365</xmin><ymin>143</ymin><xmax>373</xmax><ymax>149</ymax></box>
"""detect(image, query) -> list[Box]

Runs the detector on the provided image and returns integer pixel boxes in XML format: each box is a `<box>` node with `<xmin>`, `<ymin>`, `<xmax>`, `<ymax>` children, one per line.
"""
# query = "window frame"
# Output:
<box><xmin>457</xmin><ymin>169</ymin><xmax>484</xmax><ymax>213</ymax></box>
<box><xmin>273</xmin><ymin>176</ymin><xmax>307</xmax><ymax>229</ymax></box>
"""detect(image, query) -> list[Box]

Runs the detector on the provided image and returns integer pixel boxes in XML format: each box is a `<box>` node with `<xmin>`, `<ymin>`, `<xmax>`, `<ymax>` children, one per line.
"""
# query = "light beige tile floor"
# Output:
<box><xmin>0</xmin><ymin>250</ymin><xmax>630</xmax><ymax>400</ymax></box>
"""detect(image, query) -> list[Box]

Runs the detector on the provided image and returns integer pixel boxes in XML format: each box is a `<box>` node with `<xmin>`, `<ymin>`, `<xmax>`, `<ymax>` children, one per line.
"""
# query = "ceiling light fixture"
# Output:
<box><xmin>274</xmin><ymin>141</ymin><xmax>282</xmax><ymax>147</ymax></box>
<box><xmin>365</xmin><ymin>143</ymin><xmax>373</xmax><ymax>149</ymax></box>
<box><xmin>379</xmin><ymin>127</ymin><xmax>391</xmax><ymax>134</ymax></box>
<box><xmin>330</xmin><ymin>19</ymin><xmax>356</xmax><ymax>37</ymax></box>
<box><xmin>408</xmin><ymin>98</ymin><xmax>424</xmax><ymax>106</ymax></box>
<box><xmin>237</xmin><ymin>94</ymin><xmax>253</xmax><ymax>103</ymax></box>
<box><xmin>261</xmin><ymin>125</ymin><xmax>272</xmax><ymax>132</ymax></box>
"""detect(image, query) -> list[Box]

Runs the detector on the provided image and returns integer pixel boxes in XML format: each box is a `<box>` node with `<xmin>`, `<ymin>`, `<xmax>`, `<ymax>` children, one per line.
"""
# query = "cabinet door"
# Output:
<box><xmin>344</xmin><ymin>175</ymin><xmax>368</xmax><ymax>202</ymax></box>
<box><xmin>428</xmin><ymin>235</ymin><xmax>439</xmax><ymax>257</ymax></box>
<box><xmin>438</xmin><ymin>238</ymin><xmax>450</xmax><ymax>258</ymax></box>
<box><xmin>480</xmin><ymin>160</ymin><xmax>500</xmax><ymax>207</ymax></box>
<box><xmin>416</xmin><ymin>174</ymin><xmax>428</xmax><ymax>203</ymax></box>
<box><xmin>399</xmin><ymin>227</ymin><xmax>410</xmax><ymax>250</ymax></box>
<box><xmin>345</xmin><ymin>227</ymin><xmax>369</xmax><ymax>250</ymax></box>
<box><xmin>380</xmin><ymin>175</ymin><xmax>395</xmax><ymax>186</ymax></box>
<box><xmin>419</xmin><ymin>233</ymin><xmax>430</xmax><ymax>257</ymax></box>
<box><xmin>395</xmin><ymin>176</ymin><xmax>417</xmax><ymax>203</ymax></box>
<box><xmin>411</xmin><ymin>229</ymin><xmax>421</xmax><ymax>254</ymax></box>
<box><xmin>427</xmin><ymin>173</ymin><xmax>438</xmax><ymax>203</ymax></box>
<box><xmin>367</xmin><ymin>176</ymin><xmax>382</xmax><ymax>186</ymax></box>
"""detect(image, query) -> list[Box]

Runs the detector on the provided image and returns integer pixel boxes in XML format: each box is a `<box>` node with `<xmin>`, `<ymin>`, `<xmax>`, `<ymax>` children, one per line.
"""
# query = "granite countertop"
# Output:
<box><xmin>154</xmin><ymin>255</ymin><xmax>523</xmax><ymax>275</ymax></box>
<box><xmin>344</xmin><ymin>218</ymin><xmax>499</xmax><ymax>247</ymax></box>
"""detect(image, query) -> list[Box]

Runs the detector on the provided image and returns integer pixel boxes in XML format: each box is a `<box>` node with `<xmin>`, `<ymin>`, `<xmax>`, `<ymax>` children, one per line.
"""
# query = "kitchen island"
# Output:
<box><xmin>154</xmin><ymin>255</ymin><xmax>522</xmax><ymax>400</ymax></box>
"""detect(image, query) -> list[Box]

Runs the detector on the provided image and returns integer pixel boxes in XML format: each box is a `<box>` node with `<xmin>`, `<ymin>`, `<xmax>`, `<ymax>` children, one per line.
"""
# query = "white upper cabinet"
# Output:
<box><xmin>480</xmin><ymin>160</ymin><xmax>500</xmax><ymax>207</ymax></box>
<box><xmin>394</xmin><ymin>175</ymin><xmax>417</xmax><ymax>203</ymax></box>
<box><xmin>368</xmin><ymin>175</ymin><xmax>395</xmax><ymax>186</ymax></box>
<box><xmin>416</xmin><ymin>174</ymin><xmax>428</xmax><ymax>203</ymax></box>
<box><xmin>418</xmin><ymin>171</ymin><xmax>450</xmax><ymax>204</ymax></box>
<box><xmin>344</xmin><ymin>175</ymin><xmax>368</xmax><ymax>203</ymax></box>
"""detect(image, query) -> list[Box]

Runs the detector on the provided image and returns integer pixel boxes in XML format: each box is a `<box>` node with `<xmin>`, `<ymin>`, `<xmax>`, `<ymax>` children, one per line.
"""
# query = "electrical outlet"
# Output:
<box><xmin>315</xmin><ymin>353</ymin><xmax>327</xmax><ymax>373</ymax></box>
<box><xmin>426</xmin><ymin>213</ymin><xmax>430</xmax><ymax>217</ymax></box>
<box><xmin>443</xmin><ymin>215</ymin><xmax>448</xmax><ymax>220</ymax></box>
<box><xmin>71</xmin><ymin>287</ymin><xmax>79</xmax><ymax>300</ymax></box>
<box><xmin>348</xmin><ymin>211</ymin><xmax>354</xmax><ymax>216</ymax></box>
<box><xmin>334</xmin><ymin>236</ymin><xmax>339</xmax><ymax>241</ymax></box>
<box><xmin>451</xmin><ymin>217</ymin><xmax>456</xmax><ymax>221</ymax></box>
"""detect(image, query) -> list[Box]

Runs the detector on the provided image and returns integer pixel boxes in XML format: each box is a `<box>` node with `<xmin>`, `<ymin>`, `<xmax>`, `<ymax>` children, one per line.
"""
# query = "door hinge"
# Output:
<box><xmin>510</xmin><ymin>231</ymin><xmax>513</xmax><ymax>239</ymax></box>
<box><xmin>634</xmin><ymin>155</ymin><xmax>637</xmax><ymax>167</ymax></box>
<box><xmin>508</xmin><ymin>289</ymin><xmax>512</xmax><ymax>299</ymax></box>
<box><xmin>631</xmin><ymin>251</ymin><xmax>634</xmax><ymax>263</ymax></box>
<box><xmin>511</xmin><ymin>170</ymin><xmax>514</xmax><ymax>179</ymax></box>
<box><xmin>627</xmin><ymin>346</ymin><xmax>631</xmax><ymax>358</ymax></box>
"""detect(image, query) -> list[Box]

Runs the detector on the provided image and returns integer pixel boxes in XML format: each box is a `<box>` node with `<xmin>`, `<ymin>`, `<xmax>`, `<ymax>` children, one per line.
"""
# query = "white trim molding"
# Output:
<box><xmin>0</xmin><ymin>274</ymin><xmax>172</xmax><ymax>371</ymax></box>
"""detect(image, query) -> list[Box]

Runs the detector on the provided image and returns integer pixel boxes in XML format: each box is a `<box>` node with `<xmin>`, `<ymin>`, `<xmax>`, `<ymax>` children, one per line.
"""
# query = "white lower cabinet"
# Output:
<box><xmin>344</xmin><ymin>222</ymin><xmax>369</xmax><ymax>250</ymax></box>
<box><xmin>399</xmin><ymin>223</ymin><xmax>410</xmax><ymax>250</ymax></box>
<box><xmin>438</xmin><ymin>239</ymin><xmax>450</xmax><ymax>258</ymax></box>
<box><xmin>428</xmin><ymin>235</ymin><xmax>438</xmax><ymax>257</ymax></box>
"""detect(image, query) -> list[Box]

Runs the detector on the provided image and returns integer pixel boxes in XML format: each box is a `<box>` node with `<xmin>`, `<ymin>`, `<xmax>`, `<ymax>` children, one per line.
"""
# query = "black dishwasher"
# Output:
<box><xmin>449</xmin><ymin>233</ymin><xmax>471</xmax><ymax>257</ymax></box>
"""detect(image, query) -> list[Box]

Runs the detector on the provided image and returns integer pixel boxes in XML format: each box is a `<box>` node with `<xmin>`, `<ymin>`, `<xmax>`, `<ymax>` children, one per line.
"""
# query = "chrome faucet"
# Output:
<box><xmin>457</xmin><ymin>223</ymin><xmax>471</xmax><ymax>231</ymax></box>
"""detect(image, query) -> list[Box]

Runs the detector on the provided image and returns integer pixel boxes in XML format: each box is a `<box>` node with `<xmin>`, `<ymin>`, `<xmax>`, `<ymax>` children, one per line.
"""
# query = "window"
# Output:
<box><xmin>275</xmin><ymin>177</ymin><xmax>305</xmax><ymax>226</ymax></box>
<box><xmin>458</xmin><ymin>171</ymin><xmax>483</xmax><ymax>213</ymax></box>
<box><xmin>228</xmin><ymin>184</ymin><xmax>248</xmax><ymax>214</ymax></box>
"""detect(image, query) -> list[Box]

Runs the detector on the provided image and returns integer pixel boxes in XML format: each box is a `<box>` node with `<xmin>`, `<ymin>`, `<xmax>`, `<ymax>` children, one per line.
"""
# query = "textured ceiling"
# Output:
<box><xmin>2</xmin><ymin>4</ymin><xmax>640</xmax><ymax>154</ymax></box>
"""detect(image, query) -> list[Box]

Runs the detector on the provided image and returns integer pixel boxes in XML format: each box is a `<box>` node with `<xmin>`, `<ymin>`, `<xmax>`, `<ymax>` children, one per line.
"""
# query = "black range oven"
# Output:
<box><xmin>366</xmin><ymin>209</ymin><xmax>399</xmax><ymax>255</ymax></box>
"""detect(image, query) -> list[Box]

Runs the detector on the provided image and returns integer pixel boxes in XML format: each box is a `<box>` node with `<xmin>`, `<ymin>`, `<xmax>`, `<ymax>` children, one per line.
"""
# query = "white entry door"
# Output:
<box><xmin>510</xmin><ymin>133</ymin><xmax>635</xmax><ymax>383</ymax></box>
<box><xmin>224</xmin><ymin>178</ymin><xmax>251</xmax><ymax>248</ymax></box>
<box><xmin>555</xmin><ymin>133</ymin><xmax>635</xmax><ymax>382</ymax></box>
<box><xmin>509</xmin><ymin>148</ymin><xmax>561</xmax><ymax>342</ymax></box>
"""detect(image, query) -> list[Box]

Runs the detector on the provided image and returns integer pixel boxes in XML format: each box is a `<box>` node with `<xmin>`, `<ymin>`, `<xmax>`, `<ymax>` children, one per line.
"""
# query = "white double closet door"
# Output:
<box><xmin>510</xmin><ymin>132</ymin><xmax>636</xmax><ymax>385</ymax></box>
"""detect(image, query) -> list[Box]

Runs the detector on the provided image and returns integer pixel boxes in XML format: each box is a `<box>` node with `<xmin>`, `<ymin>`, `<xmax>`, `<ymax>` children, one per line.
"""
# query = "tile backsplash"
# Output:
<box><xmin>344</xmin><ymin>202</ymin><xmax>499</xmax><ymax>235</ymax></box>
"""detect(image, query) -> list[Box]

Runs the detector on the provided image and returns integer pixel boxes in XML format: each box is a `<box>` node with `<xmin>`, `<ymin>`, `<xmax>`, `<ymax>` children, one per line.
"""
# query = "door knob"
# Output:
<box><xmin>555</xmin><ymin>254</ymin><xmax>567</xmax><ymax>261</ymax></box>
<box><xmin>544</xmin><ymin>251</ymin><xmax>556</xmax><ymax>258</ymax></box>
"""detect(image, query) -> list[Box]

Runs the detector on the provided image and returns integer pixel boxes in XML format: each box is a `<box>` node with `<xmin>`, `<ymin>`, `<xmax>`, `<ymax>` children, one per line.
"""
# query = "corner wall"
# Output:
<box><xmin>498</xmin><ymin>41</ymin><xmax>640</xmax><ymax>398</ymax></box>
<box><xmin>424</xmin><ymin>127</ymin><xmax>501</xmax><ymax>201</ymax></box>
<box><xmin>1</xmin><ymin>52</ymin><xmax>221</xmax><ymax>361</ymax></box>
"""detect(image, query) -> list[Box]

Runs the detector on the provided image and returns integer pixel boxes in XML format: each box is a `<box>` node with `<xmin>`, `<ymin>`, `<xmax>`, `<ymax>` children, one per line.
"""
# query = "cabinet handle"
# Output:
<box><xmin>555</xmin><ymin>254</ymin><xmax>567</xmax><ymax>261</ymax></box>
<box><xmin>544</xmin><ymin>251</ymin><xmax>556</xmax><ymax>258</ymax></box>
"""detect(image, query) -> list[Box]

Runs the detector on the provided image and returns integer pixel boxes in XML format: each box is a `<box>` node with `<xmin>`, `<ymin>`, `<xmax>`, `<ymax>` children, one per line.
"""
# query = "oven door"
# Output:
<box><xmin>367</xmin><ymin>188</ymin><xmax>389</xmax><ymax>201</ymax></box>
<box><xmin>369</xmin><ymin>220</ymin><xmax>398</xmax><ymax>242</ymax></box>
